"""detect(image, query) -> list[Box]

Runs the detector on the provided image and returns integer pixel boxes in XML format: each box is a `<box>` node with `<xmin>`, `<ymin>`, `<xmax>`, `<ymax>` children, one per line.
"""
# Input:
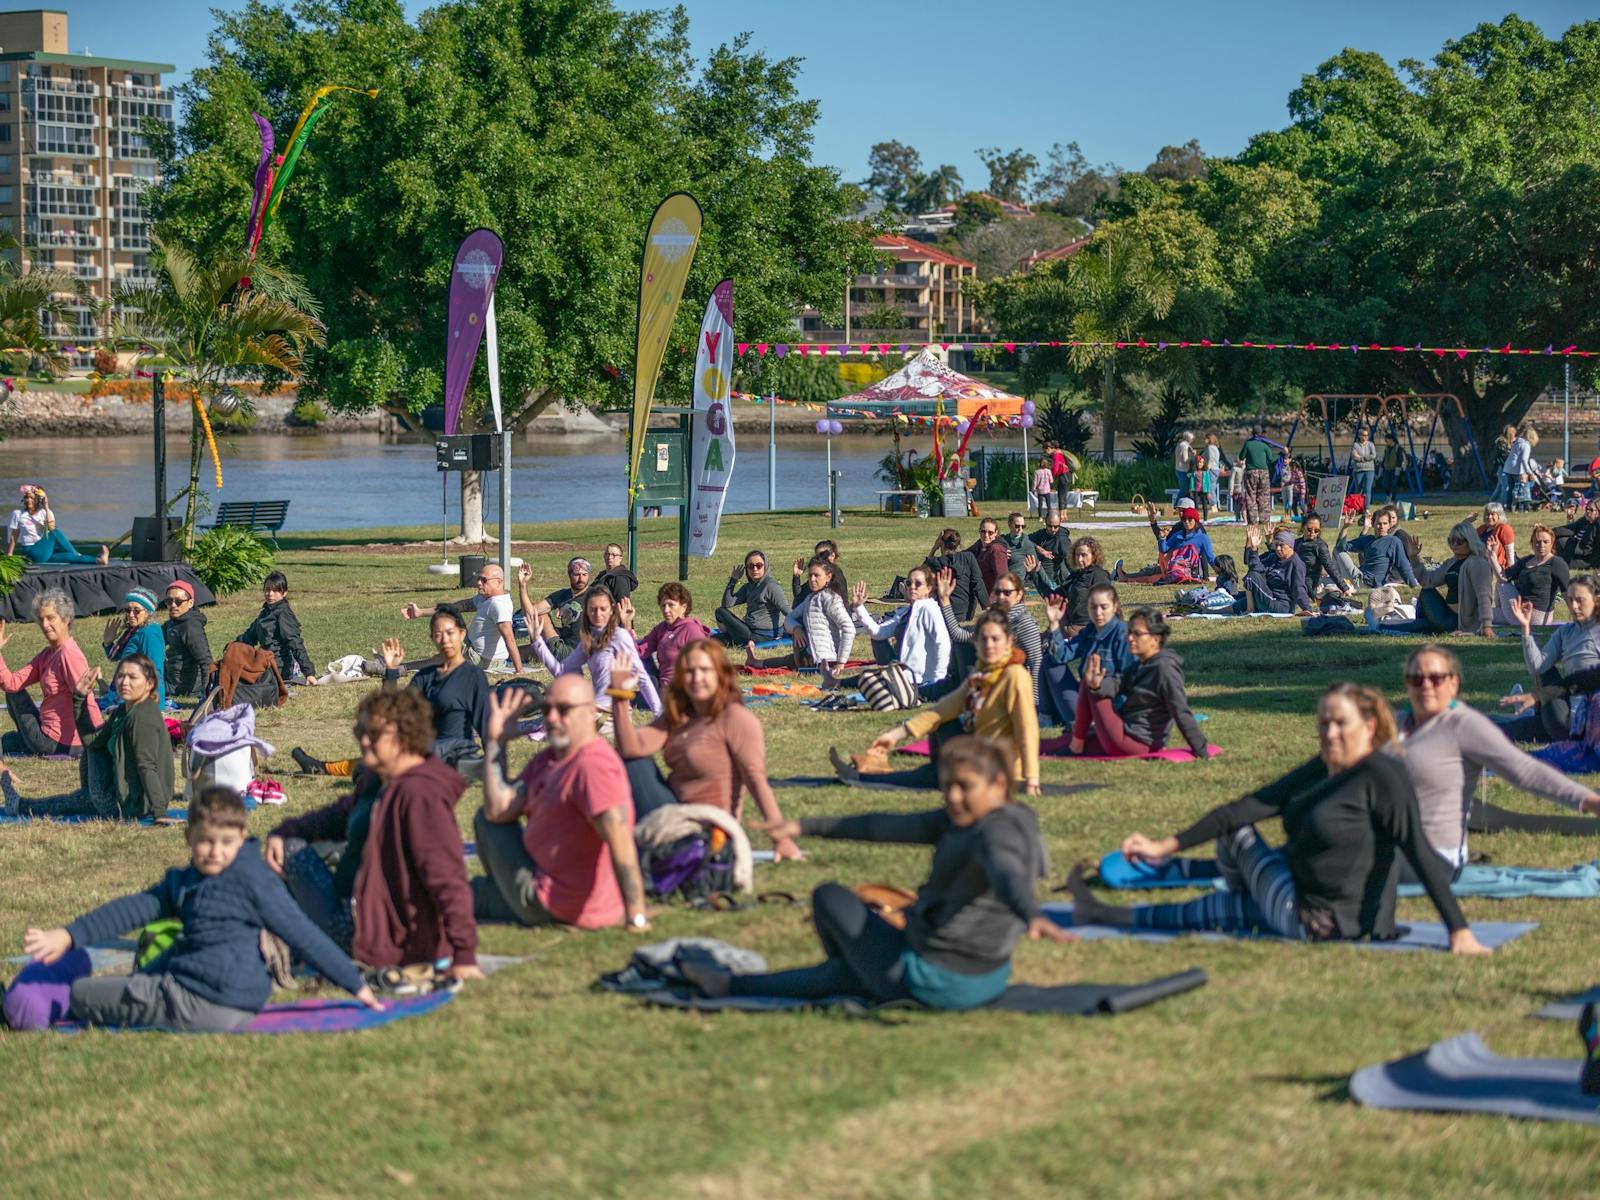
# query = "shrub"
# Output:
<box><xmin>188</xmin><ymin>526</ymin><xmax>275</xmax><ymax>597</ymax></box>
<box><xmin>1071</xmin><ymin>458</ymin><xmax>1174</xmax><ymax>503</ymax></box>
<box><xmin>982</xmin><ymin>455</ymin><xmax>1028</xmax><ymax>500</ymax></box>
<box><xmin>92</xmin><ymin>348</ymin><xmax>119</xmax><ymax>376</ymax></box>
<box><xmin>287</xmin><ymin>398</ymin><xmax>327</xmax><ymax>428</ymax></box>
<box><xmin>0</xmin><ymin>552</ymin><xmax>24</xmax><ymax>599</ymax></box>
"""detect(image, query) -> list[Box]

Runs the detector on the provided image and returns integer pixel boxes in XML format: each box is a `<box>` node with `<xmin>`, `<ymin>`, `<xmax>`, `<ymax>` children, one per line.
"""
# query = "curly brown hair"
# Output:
<box><xmin>1069</xmin><ymin>536</ymin><xmax>1104</xmax><ymax>567</ymax></box>
<box><xmin>356</xmin><ymin>686</ymin><xmax>435</xmax><ymax>755</ymax></box>
<box><xmin>663</xmin><ymin>639</ymin><xmax>743</xmax><ymax>728</ymax></box>
<box><xmin>657</xmin><ymin>581</ymin><xmax>693</xmax><ymax>612</ymax></box>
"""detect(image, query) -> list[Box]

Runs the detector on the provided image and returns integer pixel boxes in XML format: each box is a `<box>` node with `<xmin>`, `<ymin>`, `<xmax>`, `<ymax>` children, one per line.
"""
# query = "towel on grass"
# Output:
<box><xmin>897</xmin><ymin>739</ymin><xmax>1220</xmax><ymax>763</ymax></box>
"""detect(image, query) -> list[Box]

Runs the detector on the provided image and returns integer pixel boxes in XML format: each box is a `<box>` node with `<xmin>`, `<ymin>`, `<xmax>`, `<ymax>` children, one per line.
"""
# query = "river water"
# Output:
<box><xmin>1</xmin><ymin>429</ymin><xmax>1050</xmax><ymax>535</ymax></box>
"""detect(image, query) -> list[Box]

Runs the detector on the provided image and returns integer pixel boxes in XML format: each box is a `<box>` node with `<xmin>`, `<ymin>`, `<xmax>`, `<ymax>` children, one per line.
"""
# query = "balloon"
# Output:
<box><xmin>1020</xmin><ymin>414</ymin><xmax>1035</xmax><ymax>429</ymax></box>
<box><xmin>815</xmin><ymin>419</ymin><xmax>829</xmax><ymax>434</ymax></box>
<box><xmin>829</xmin><ymin>420</ymin><xmax>843</xmax><ymax>434</ymax></box>
<box><xmin>956</xmin><ymin>419</ymin><xmax>970</xmax><ymax>434</ymax></box>
<box><xmin>1022</xmin><ymin>400</ymin><xmax>1036</xmax><ymax>415</ymax></box>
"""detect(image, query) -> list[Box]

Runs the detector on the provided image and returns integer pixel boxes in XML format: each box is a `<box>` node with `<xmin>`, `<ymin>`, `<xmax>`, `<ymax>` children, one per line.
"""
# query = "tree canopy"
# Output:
<box><xmin>155</xmin><ymin>0</ymin><xmax>879</xmax><ymax>427</ymax></box>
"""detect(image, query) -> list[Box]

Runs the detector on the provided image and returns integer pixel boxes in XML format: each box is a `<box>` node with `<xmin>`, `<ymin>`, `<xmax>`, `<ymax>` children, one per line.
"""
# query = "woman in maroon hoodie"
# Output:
<box><xmin>266</xmin><ymin>688</ymin><xmax>480</xmax><ymax>982</ymax></box>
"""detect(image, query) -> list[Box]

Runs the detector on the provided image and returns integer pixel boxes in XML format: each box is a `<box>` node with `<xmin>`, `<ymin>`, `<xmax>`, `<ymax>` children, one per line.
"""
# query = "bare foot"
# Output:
<box><xmin>1068</xmin><ymin>737</ymin><xmax>1085</xmax><ymax>756</ymax></box>
<box><xmin>1064</xmin><ymin>863</ymin><xmax>1134</xmax><ymax>927</ymax></box>
<box><xmin>743</xmin><ymin>641</ymin><xmax>758</xmax><ymax>667</ymax></box>
<box><xmin>97</xmin><ymin>545</ymin><xmax>110</xmax><ymax>566</ymax></box>
<box><xmin>677</xmin><ymin>956</ymin><xmax>732</xmax><ymax>998</ymax></box>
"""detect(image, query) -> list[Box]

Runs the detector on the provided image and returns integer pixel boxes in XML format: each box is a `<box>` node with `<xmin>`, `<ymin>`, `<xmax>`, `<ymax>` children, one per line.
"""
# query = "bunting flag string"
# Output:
<box><xmin>725</xmin><ymin>339</ymin><xmax>1595</xmax><ymax>360</ymax></box>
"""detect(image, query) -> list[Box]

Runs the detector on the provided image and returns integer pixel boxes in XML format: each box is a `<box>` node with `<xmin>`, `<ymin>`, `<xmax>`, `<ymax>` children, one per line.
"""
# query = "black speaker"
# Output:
<box><xmin>435</xmin><ymin>434</ymin><xmax>502</xmax><ymax>472</ymax></box>
<box><xmin>131</xmin><ymin>516</ymin><xmax>180</xmax><ymax>563</ymax></box>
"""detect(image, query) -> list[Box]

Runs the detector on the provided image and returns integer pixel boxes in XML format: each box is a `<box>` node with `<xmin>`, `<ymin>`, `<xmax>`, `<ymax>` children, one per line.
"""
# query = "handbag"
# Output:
<box><xmin>858</xmin><ymin>662</ymin><xmax>919</xmax><ymax>711</ymax></box>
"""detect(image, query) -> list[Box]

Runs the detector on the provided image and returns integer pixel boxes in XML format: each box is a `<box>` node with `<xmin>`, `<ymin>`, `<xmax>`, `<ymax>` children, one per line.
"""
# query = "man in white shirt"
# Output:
<box><xmin>400</xmin><ymin>564</ymin><xmax>522</xmax><ymax>672</ymax></box>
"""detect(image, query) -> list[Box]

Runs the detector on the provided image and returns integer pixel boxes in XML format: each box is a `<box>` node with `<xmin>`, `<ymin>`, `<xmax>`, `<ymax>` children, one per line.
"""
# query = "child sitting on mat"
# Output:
<box><xmin>19</xmin><ymin>787</ymin><xmax>379</xmax><ymax>1032</ymax></box>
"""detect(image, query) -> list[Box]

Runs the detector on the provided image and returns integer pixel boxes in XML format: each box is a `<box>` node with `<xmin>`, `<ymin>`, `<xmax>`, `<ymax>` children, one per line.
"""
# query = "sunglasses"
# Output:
<box><xmin>164</xmin><ymin>596</ymin><xmax>188</xmax><ymax>607</ymax></box>
<box><xmin>994</xmin><ymin>587</ymin><xmax>1020</xmax><ymax>596</ymax></box>
<box><xmin>538</xmin><ymin>700</ymin><xmax>594</xmax><ymax>718</ymax></box>
<box><xmin>1404</xmin><ymin>672</ymin><xmax>1455</xmax><ymax>688</ymax></box>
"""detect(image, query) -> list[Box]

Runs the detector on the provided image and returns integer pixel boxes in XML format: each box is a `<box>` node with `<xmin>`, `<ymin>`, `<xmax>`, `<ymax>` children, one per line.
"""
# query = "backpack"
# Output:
<box><xmin>1159</xmin><ymin>543</ymin><xmax>1204</xmax><ymax>584</ymax></box>
<box><xmin>645</xmin><ymin>833</ymin><xmax>736</xmax><ymax>903</ymax></box>
<box><xmin>858</xmin><ymin>662</ymin><xmax>919</xmax><ymax>711</ymax></box>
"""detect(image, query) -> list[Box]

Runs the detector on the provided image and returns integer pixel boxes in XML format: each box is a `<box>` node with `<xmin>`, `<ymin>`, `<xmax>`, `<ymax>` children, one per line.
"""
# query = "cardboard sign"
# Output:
<box><xmin>1314</xmin><ymin>475</ymin><xmax>1349</xmax><ymax>523</ymax></box>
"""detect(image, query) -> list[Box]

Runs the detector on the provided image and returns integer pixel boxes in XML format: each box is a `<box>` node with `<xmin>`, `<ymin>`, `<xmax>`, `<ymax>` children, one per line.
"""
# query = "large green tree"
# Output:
<box><xmin>155</xmin><ymin>0</ymin><xmax>877</xmax><ymax>532</ymax></box>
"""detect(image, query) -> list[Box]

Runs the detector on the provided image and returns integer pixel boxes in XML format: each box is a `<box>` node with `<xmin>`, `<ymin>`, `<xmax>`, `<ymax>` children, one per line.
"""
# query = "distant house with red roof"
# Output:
<box><xmin>938</xmin><ymin>192</ymin><xmax>1033</xmax><ymax>220</ymax></box>
<box><xmin>1020</xmin><ymin>236</ymin><xmax>1092</xmax><ymax>273</ymax></box>
<box><xmin>797</xmin><ymin>235</ymin><xmax>980</xmax><ymax>345</ymax></box>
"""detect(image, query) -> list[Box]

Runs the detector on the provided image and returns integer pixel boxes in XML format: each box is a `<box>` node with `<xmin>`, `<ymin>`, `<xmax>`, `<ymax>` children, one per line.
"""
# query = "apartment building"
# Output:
<box><xmin>0</xmin><ymin>9</ymin><xmax>173</xmax><ymax>361</ymax></box>
<box><xmin>798</xmin><ymin>235</ymin><xmax>978</xmax><ymax>345</ymax></box>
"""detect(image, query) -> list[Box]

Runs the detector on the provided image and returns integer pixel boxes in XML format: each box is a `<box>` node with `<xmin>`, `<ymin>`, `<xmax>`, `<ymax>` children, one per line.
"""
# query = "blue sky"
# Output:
<box><xmin>42</xmin><ymin>0</ymin><xmax>1597</xmax><ymax>185</ymax></box>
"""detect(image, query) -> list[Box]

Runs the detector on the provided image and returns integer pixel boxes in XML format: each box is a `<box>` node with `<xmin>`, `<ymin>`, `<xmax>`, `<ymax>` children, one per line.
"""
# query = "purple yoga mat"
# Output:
<box><xmin>50</xmin><ymin>989</ymin><xmax>454</xmax><ymax>1034</ymax></box>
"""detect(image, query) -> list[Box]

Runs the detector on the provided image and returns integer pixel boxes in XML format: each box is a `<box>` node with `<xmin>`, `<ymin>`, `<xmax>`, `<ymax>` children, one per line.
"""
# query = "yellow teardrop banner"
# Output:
<box><xmin>628</xmin><ymin>192</ymin><xmax>704</xmax><ymax>492</ymax></box>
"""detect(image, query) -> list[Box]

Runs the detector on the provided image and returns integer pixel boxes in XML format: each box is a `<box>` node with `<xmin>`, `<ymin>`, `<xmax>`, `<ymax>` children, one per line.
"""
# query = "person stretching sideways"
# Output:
<box><xmin>22</xmin><ymin>787</ymin><xmax>378</xmax><ymax>1032</ymax></box>
<box><xmin>530</xmin><ymin>586</ymin><xmax>661</xmax><ymax>715</ymax></box>
<box><xmin>1041</xmin><ymin>583</ymin><xmax>1130</xmax><ymax>727</ymax></box>
<box><xmin>1394</xmin><ymin>644</ymin><xmax>1599</xmax><ymax>871</ymax></box>
<box><xmin>0</xmin><ymin>589</ymin><xmax>100</xmax><ymax>758</ymax></box>
<box><xmin>850</xmin><ymin>570</ymin><xmax>951</xmax><ymax>698</ymax></box>
<box><xmin>679</xmin><ymin>737</ymin><xmax>1073</xmax><ymax>1009</ymax></box>
<box><xmin>610</xmin><ymin>640</ymin><xmax>804</xmax><ymax>861</ymax></box>
<box><xmin>472</xmin><ymin>676</ymin><xmax>651</xmax><ymax>932</ymax></box>
<box><xmin>512</xmin><ymin>557</ymin><xmax>594</xmax><ymax>661</ymax></box>
<box><xmin>1050</xmin><ymin>608</ymin><xmax>1208</xmax><ymax>760</ymax></box>
<box><xmin>1335</xmin><ymin>505</ymin><xmax>1419</xmax><ymax>588</ymax></box>
<box><xmin>1064</xmin><ymin>683</ymin><xmax>1490</xmax><ymax>954</ymax></box>
<box><xmin>935</xmin><ymin>568</ymin><xmax>1041</xmax><ymax>706</ymax></box>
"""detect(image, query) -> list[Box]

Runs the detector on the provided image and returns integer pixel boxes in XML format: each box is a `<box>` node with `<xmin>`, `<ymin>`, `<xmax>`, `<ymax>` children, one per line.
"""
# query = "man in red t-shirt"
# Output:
<box><xmin>473</xmin><ymin>674</ymin><xmax>650</xmax><ymax>931</ymax></box>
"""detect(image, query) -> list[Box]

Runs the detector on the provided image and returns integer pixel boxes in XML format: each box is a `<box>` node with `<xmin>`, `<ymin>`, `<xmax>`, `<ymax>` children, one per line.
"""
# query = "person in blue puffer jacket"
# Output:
<box><xmin>19</xmin><ymin>787</ymin><xmax>378</xmax><ymax>1032</ymax></box>
<box><xmin>1040</xmin><ymin>581</ymin><xmax>1132</xmax><ymax>725</ymax></box>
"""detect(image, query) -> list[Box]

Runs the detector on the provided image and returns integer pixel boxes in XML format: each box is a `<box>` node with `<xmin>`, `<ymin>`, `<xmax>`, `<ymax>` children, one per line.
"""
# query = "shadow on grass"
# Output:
<box><xmin>1256</xmin><ymin>1073</ymin><xmax>1353</xmax><ymax>1103</ymax></box>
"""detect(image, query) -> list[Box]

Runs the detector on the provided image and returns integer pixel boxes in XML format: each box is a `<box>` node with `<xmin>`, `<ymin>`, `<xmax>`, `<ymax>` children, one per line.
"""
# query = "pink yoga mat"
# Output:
<box><xmin>897</xmin><ymin>739</ymin><xmax>1220</xmax><ymax>762</ymax></box>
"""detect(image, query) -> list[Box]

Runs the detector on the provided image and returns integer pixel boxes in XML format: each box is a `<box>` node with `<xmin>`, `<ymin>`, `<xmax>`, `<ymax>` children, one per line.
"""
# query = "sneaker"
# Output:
<box><xmin>1111</xmin><ymin>558</ymin><xmax>1124</xmax><ymax>580</ymax></box>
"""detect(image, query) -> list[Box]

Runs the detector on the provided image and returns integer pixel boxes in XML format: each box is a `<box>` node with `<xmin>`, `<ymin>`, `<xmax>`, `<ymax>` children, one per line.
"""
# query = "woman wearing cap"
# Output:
<box><xmin>1242</xmin><ymin>529</ymin><xmax>1313</xmax><ymax>614</ymax></box>
<box><xmin>1116</xmin><ymin>504</ymin><xmax>1216</xmax><ymax>584</ymax></box>
<box><xmin>102</xmin><ymin>589</ymin><xmax>166</xmax><ymax>708</ymax></box>
<box><xmin>161</xmin><ymin>580</ymin><xmax>213</xmax><ymax>699</ymax></box>
<box><xmin>5</xmin><ymin>484</ymin><xmax>108</xmax><ymax>566</ymax></box>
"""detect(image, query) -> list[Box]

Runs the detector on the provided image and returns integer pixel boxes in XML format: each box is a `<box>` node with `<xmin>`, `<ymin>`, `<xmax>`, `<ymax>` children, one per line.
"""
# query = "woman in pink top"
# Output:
<box><xmin>0</xmin><ymin>588</ymin><xmax>102</xmax><ymax>757</ymax></box>
<box><xmin>530</xmin><ymin>588</ymin><xmax>662</xmax><ymax>716</ymax></box>
<box><xmin>611</xmin><ymin>638</ymin><xmax>803</xmax><ymax>862</ymax></box>
<box><xmin>636</xmin><ymin>582</ymin><xmax>710</xmax><ymax>687</ymax></box>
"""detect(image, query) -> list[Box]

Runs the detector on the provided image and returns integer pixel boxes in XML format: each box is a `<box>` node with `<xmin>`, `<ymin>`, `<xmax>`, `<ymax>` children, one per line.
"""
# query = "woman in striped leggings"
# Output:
<box><xmin>1063</xmin><ymin>683</ymin><xmax>1490</xmax><ymax>955</ymax></box>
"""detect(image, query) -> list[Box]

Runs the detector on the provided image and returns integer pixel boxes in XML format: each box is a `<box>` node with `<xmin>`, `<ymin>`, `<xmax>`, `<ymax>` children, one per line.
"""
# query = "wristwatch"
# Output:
<box><xmin>629</xmin><ymin>912</ymin><xmax>649</xmax><ymax>930</ymax></box>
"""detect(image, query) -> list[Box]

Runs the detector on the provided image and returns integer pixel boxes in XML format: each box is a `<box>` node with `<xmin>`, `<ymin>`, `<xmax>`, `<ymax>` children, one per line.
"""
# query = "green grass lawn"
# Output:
<box><xmin>2</xmin><ymin>501</ymin><xmax>1598</xmax><ymax>1198</ymax></box>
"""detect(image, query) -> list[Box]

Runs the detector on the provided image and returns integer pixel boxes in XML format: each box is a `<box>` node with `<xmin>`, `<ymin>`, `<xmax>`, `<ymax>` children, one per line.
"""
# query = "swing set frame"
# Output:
<box><xmin>1283</xmin><ymin>393</ymin><xmax>1489</xmax><ymax>495</ymax></box>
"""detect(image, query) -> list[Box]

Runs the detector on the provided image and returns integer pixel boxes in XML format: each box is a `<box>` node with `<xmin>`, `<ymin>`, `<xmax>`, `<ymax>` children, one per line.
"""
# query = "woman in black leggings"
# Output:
<box><xmin>679</xmin><ymin>737</ymin><xmax>1071</xmax><ymax>1009</ymax></box>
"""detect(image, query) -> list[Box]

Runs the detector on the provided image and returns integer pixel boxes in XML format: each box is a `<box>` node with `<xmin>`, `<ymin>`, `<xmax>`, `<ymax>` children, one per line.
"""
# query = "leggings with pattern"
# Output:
<box><xmin>1131</xmin><ymin>827</ymin><xmax>1306</xmax><ymax>938</ymax></box>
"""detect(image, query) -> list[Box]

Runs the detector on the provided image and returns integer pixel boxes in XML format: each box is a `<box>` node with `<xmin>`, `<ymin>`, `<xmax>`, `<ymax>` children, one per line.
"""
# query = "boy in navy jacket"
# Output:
<box><xmin>23</xmin><ymin>787</ymin><xmax>378</xmax><ymax>1031</ymax></box>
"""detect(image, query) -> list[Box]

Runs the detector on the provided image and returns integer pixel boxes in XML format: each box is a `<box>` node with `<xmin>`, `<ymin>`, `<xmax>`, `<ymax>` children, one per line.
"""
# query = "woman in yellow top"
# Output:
<box><xmin>831</xmin><ymin>610</ymin><xmax>1040</xmax><ymax>795</ymax></box>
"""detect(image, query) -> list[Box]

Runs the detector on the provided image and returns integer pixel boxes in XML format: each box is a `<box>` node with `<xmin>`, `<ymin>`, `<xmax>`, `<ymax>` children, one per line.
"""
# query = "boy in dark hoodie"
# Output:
<box><xmin>236</xmin><ymin>570</ymin><xmax>316</xmax><ymax>684</ymax></box>
<box><xmin>21</xmin><ymin>787</ymin><xmax>376</xmax><ymax>1031</ymax></box>
<box><xmin>161</xmin><ymin>580</ymin><xmax>213</xmax><ymax>699</ymax></box>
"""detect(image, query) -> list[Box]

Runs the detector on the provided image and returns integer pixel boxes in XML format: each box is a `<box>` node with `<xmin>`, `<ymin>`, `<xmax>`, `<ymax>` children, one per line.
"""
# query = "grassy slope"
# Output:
<box><xmin>2</xmin><ymin>501</ymin><xmax>1597</xmax><ymax>1198</ymax></box>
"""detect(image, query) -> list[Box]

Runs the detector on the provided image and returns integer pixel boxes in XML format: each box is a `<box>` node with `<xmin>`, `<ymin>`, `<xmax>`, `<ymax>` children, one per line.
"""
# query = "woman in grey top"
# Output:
<box><xmin>1395</xmin><ymin>644</ymin><xmax>1598</xmax><ymax>870</ymax></box>
<box><xmin>715</xmin><ymin>549</ymin><xmax>791</xmax><ymax>666</ymax></box>
<box><xmin>1499</xmin><ymin>576</ymin><xmax>1600</xmax><ymax>741</ymax></box>
<box><xmin>1349</xmin><ymin>429</ymin><xmax>1377</xmax><ymax>507</ymax></box>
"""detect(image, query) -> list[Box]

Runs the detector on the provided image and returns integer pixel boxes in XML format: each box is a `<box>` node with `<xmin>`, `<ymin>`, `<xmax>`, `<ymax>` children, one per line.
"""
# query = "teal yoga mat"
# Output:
<box><xmin>1349</xmin><ymin>1032</ymin><xmax>1600</xmax><ymax>1125</ymax></box>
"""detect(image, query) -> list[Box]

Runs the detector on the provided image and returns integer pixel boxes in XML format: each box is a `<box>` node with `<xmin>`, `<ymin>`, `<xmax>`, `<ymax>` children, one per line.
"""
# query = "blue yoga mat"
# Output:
<box><xmin>1095</xmin><ymin>853</ymin><xmax>1600</xmax><ymax>901</ymax></box>
<box><xmin>0</xmin><ymin>807</ymin><xmax>187</xmax><ymax>827</ymax></box>
<box><xmin>708</xmin><ymin>632</ymin><xmax>792</xmax><ymax>650</ymax></box>
<box><xmin>50</xmin><ymin>990</ymin><xmax>454</xmax><ymax>1035</ymax></box>
<box><xmin>1532</xmin><ymin>987</ymin><xmax>1600</xmax><ymax>1021</ymax></box>
<box><xmin>1040</xmin><ymin>903</ymin><xmax>1538</xmax><ymax>952</ymax></box>
<box><xmin>1349</xmin><ymin>1032</ymin><xmax>1600</xmax><ymax>1125</ymax></box>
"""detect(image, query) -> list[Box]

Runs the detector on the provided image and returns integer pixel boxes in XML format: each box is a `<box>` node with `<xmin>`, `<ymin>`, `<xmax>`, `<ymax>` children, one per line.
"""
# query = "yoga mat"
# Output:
<box><xmin>6</xmin><ymin>942</ymin><xmax>135</xmax><ymax>974</ymax></box>
<box><xmin>1038</xmin><ymin>903</ymin><xmax>1538</xmax><ymax>953</ymax></box>
<box><xmin>768</xmin><ymin>776</ymin><xmax>1105</xmax><ymax>799</ymax></box>
<box><xmin>1095</xmin><ymin>853</ymin><xmax>1600</xmax><ymax>900</ymax></box>
<box><xmin>636</xmin><ymin>969</ymin><xmax>1206</xmax><ymax>1017</ymax></box>
<box><xmin>1468</xmin><ymin>799</ymin><xmax>1599</xmax><ymax>839</ymax></box>
<box><xmin>0</xmin><ymin>807</ymin><xmax>187</xmax><ymax>826</ymax></box>
<box><xmin>897</xmin><ymin>740</ymin><xmax>1220</xmax><ymax>763</ymax></box>
<box><xmin>51</xmin><ymin>990</ymin><xmax>454</xmax><ymax>1035</ymax></box>
<box><xmin>1532</xmin><ymin>987</ymin><xmax>1600</xmax><ymax>1022</ymax></box>
<box><xmin>1349</xmin><ymin>1032</ymin><xmax>1600</xmax><ymax>1126</ymax></box>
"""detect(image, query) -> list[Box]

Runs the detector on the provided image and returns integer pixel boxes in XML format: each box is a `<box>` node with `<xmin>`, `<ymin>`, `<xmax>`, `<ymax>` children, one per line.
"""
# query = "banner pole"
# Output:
<box><xmin>499</xmin><ymin>429</ymin><xmax>511</xmax><ymax>582</ymax></box>
<box><xmin>768</xmin><ymin>389</ymin><xmax>777</xmax><ymax>511</ymax></box>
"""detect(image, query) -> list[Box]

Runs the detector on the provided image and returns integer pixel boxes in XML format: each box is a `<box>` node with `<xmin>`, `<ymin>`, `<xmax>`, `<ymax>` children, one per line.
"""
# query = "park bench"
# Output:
<box><xmin>210</xmin><ymin>500</ymin><xmax>291</xmax><ymax>546</ymax></box>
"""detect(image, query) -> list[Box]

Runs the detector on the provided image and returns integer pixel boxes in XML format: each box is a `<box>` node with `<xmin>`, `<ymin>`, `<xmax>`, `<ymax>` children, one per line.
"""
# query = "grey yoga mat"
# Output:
<box><xmin>1533</xmin><ymin>987</ymin><xmax>1600</xmax><ymax>1022</ymax></box>
<box><xmin>1039</xmin><ymin>904</ymin><xmax>1539</xmax><ymax>952</ymax></box>
<box><xmin>1349</xmin><ymin>1032</ymin><xmax>1600</xmax><ymax>1125</ymax></box>
<box><xmin>637</xmin><ymin>968</ymin><xmax>1207</xmax><ymax>1016</ymax></box>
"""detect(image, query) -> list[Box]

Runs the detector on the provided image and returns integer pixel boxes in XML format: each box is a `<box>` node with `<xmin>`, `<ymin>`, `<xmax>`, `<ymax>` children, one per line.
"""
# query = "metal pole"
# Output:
<box><xmin>830</xmin><ymin>470</ymin><xmax>840</xmax><ymax>528</ymax></box>
<box><xmin>498</xmin><ymin>428</ymin><xmax>512</xmax><ymax>582</ymax></box>
<box><xmin>626</xmin><ymin>427</ymin><xmax>638</xmax><ymax>574</ymax></box>
<box><xmin>1021</xmin><ymin>422</ymin><xmax>1029</xmax><ymax>498</ymax></box>
<box><xmin>767</xmin><ymin>389</ymin><xmax>777</xmax><ymax>511</ymax></box>
<box><xmin>152</xmin><ymin>371</ymin><xmax>166</xmax><ymax>517</ymax></box>
<box><xmin>678</xmin><ymin>413</ymin><xmax>691</xmax><ymax>582</ymax></box>
<box><xmin>1564</xmin><ymin>360</ymin><xmax>1572</xmax><ymax>471</ymax></box>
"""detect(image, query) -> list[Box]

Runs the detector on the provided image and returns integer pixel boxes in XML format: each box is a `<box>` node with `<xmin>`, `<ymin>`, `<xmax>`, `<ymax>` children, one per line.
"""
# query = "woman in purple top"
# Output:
<box><xmin>636</xmin><ymin>582</ymin><xmax>710</xmax><ymax>688</ymax></box>
<box><xmin>531</xmin><ymin>587</ymin><xmax>661</xmax><ymax>715</ymax></box>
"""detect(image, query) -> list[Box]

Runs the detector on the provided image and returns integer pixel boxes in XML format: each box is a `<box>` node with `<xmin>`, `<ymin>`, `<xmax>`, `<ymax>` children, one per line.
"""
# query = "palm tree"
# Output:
<box><xmin>108</xmin><ymin>237</ymin><xmax>325</xmax><ymax>547</ymax></box>
<box><xmin>0</xmin><ymin>233</ymin><xmax>87</xmax><ymax>376</ymax></box>
<box><xmin>906</xmin><ymin>164</ymin><xmax>964</xmax><ymax>213</ymax></box>
<box><xmin>1064</xmin><ymin>228</ymin><xmax>1175</xmax><ymax>460</ymax></box>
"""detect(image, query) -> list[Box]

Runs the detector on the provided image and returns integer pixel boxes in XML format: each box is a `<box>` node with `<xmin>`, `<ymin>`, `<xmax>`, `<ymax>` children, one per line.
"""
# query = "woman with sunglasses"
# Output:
<box><xmin>1</xmin><ymin>655</ymin><xmax>173</xmax><ymax>822</ymax></box>
<box><xmin>1065</xmin><ymin>683</ymin><xmax>1490</xmax><ymax>954</ymax></box>
<box><xmin>161</xmin><ymin>581</ymin><xmax>213</xmax><ymax>700</ymax></box>
<box><xmin>716</xmin><ymin>549</ymin><xmax>791</xmax><ymax>666</ymax></box>
<box><xmin>935</xmin><ymin>569</ymin><xmax>1041</xmax><ymax>705</ymax></box>
<box><xmin>849</xmin><ymin>568</ymin><xmax>951</xmax><ymax>699</ymax></box>
<box><xmin>1396</xmin><ymin>644</ymin><xmax>1599</xmax><ymax>871</ymax></box>
<box><xmin>101</xmin><ymin>589</ymin><xmax>166</xmax><ymax>709</ymax></box>
<box><xmin>266</xmin><ymin>687</ymin><xmax>481</xmax><ymax>983</ymax></box>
